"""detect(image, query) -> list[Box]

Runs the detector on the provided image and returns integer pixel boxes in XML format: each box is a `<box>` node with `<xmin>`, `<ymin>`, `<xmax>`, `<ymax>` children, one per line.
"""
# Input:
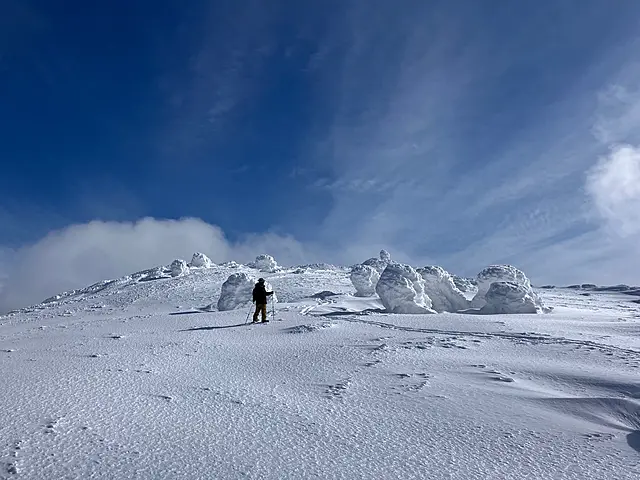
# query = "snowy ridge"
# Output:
<box><xmin>1</xmin><ymin>252</ymin><xmax>639</xmax><ymax>479</ymax></box>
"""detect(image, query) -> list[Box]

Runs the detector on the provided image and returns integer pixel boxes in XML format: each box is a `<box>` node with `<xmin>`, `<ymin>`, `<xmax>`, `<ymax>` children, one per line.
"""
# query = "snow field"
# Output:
<box><xmin>0</xmin><ymin>257</ymin><xmax>638</xmax><ymax>479</ymax></box>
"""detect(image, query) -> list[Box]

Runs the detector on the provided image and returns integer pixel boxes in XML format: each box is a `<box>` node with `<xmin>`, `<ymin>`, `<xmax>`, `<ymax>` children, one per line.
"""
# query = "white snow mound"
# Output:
<box><xmin>190</xmin><ymin>252</ymin><xmax>213</xmax><ymax>268</ymax></box>
<box><xmin>376</xmin><ymin>263</ymin><xmax>435</xmax><ymax>314</ymax></box>
<box><xmin>350</xmin><ymin>264</ymin><xmax>380</xmax><ymax>297</ymax></box>
<box><xmin>417</xmin><ymin>266</ymin><xmax>470</xmax><ymax>312</ymax></box>
<box><xmin>170</xmin><ymin>259</ymin><xmax>189</xmax><ymax>277</ymax></box>
<box><xmin>472</xmin><ymin>265</ymin><xmax>531</xmax><ymax>308</ymax></box>
<box><xmin>217</xmin><ymin>273</ymin><xmax>255</xmax><ymax>311</ymax></box>
<box><xmin>479</xmin><ymin>281</ymin><xmax>538</xmax><ymax>314</ymax></box>
<box><xmin>362</xmin><ymin>250</ymin><xmax>392</xmax><ymax>274</ymax></box>
<box><xmin>253</xmin><ymin>254</ymin><xmax>279</xmax><ymax>273</ymax></box>
<box><xmin>452</xmin><ymin>275</ymin><xmax>476</xmax><ymax>293</ymax></box>
<box><xmin>472</xmin><ymin>264</ymin><xmax>548</xmax><ymax>312</ymax></box>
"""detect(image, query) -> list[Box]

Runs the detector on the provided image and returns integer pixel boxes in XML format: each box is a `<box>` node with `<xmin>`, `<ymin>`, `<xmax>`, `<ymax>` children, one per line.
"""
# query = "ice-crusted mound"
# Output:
<box><xmin>479</xmin><ymin>281</ymin><xmax>538</xmax><ymax>314</ymax></box>
<box><xmin>477</xmin><ymin>265</ymin><xmax>530</xmax><ymax>294</ymax></box>
<box><xmin>217</xmin><ymin>273</ymin><xmax>255</xmax><ymax>311</ymax></box>
<box><xmin>170</xmin><ymin>259</ymin><xmax>189</xmax><ymax>277</ymax></box>
<box><xmin>375</xmin><ymin>263</ymin><xmax>435</xmax><ymax>314</ymax></box>
<box><xmin>190</xmin><ymin>252</ymin><xmax>213</xmax><ymax>268</ymax></box>
<box><xmin>471</xmin><ymin>265</ymin><xmax>531</xmax><ymax>308</ymax></box>
<box><xmin>417</xmin><ymin>266</ymin><xmax>470</xmax><ymax>313</ymax></box>
<box><xmin>471</xmin><ymin>264</ymin><xmax>548</xmax><ymax>312</ymax></box>
<box><xmin>252</xmin><ymin>254</ymin><xmax>279</xmax><ymax>273</ymax></box>
<box><xmin>363</xmin><ymin>250</ymin><xmax>392</xmax><ymax>274</ymax></box>
<box><xmin>217</xmin><ymin>274</ymin><xmax>278</xmax><ymax>311</ymax></box>
<box><xmin>350</xmin><ymin>264</ymin><xmax>380</xmax><ymax>297</ymax></box>
<box><xmin>452</xmin><ymin>275</ymin><xmax>476</xmax><ymax>293</ymax></box>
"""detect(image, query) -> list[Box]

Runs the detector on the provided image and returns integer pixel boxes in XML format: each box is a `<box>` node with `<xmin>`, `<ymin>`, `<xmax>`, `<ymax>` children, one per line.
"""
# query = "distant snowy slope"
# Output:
<box><xmin>0</xmin><ymin>277</ymin><xmax>638</xmax><ymax>479</ymax></box>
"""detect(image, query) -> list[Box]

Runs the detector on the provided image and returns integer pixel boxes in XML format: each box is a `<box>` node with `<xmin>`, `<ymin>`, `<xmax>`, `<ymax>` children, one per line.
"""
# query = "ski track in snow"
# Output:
<box><xmin>0</xmin><ymin>265</ymin><xmax>639</xmax><ymax>479</ymax></box>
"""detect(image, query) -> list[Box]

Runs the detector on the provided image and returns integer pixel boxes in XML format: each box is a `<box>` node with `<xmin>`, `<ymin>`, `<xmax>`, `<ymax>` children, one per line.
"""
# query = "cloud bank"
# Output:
<box><xmin>0</xmin><ymin>217</ymin><xmax>315</xmax><ymax>313</ymax></box>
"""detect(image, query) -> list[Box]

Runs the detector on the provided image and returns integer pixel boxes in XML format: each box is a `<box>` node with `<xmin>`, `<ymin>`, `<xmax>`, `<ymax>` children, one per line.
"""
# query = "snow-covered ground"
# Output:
<box><xmin>0</xmin><ymin>262</ymin><xmax>639</xmax><ymax>479</ymax></box>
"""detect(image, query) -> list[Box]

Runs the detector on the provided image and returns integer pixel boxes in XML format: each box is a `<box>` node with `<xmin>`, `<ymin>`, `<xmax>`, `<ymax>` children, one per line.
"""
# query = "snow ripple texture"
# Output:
<box><xmin>0</xmin><ymin>259</ymin><xmax>639</xmax><ymax>479</ymax></box>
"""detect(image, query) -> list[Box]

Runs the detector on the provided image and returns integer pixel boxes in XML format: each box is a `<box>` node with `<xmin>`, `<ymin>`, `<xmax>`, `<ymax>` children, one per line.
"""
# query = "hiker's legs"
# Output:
<box><xmin>253</xmin><ymin>304</ymin><xmax>267</xmax><ymax>322</ymax></box>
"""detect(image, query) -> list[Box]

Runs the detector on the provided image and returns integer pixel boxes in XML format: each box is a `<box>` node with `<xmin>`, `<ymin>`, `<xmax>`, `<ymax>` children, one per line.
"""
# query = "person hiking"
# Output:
<box><xmin>252</xmin><ymin>278</ymin><xmax>274</xmax><ymax>323</ymax></box>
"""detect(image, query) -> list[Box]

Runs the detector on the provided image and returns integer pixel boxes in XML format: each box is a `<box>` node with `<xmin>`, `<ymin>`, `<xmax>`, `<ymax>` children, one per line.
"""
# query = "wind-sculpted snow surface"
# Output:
<box><xmin>190</xmin><ymin>252</ymin><xmax>213</xmax><ymax>268</ymax></box>
<box><xmin>376</xmin><ymin>263</ymin><xmax>435</xmax><ymax>314</ymax></box>
<box><xmin>418</xmin><ymin>266</ymin><xmax>470</xmax><ymax>313</ymax></box>
<box><xmin>170</xmin><ymin>259</ymin><xmax>189</xmax><ymax>277</ymax></box>
<box><xmin>2</xmin><ymin>254</ymin><xmax>640</xmax><ymax>479</ymax></box>
<box><xmin>217</xmin><ymin>273</ymin><xmax>255</xmax><ymax>311</ymax></box>
<box><xmin>252</xmin><ymin>254</ymin><xmax>279</xmax><ymax>273</ymax></box>
<box><xmin>350</xmin><ymin>264</ymin><xmax>380</xmax><ymax>297</ymax></box>
<box><xmin>479</xmin><ymin>281</ymin><xmax>538</xmax><ymax>314</ymax></box>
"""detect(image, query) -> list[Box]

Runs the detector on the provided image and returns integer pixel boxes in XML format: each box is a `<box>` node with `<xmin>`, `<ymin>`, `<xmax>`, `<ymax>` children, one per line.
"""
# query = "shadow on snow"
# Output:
<box><xmin>179</xmin><ymin>323</ymin><xmax>249</xmax><ymax>331</ymax></box>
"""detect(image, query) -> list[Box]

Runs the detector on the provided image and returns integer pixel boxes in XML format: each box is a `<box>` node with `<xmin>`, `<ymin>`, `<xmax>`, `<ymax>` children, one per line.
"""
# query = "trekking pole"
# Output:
<box><xmin>271</xmin><ymin>297</ymin><xmax>276</xmax><ymax>322</ymax></box>
<box><xmin>245</xmin><ymin>303</ymin><xmax>253</xmax><ymax>324</ymax></box>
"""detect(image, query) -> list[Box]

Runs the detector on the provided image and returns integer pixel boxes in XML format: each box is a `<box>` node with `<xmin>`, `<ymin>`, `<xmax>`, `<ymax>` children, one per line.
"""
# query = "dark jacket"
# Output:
<box><xmin>252</xmin><ymin>283</ymin><xmax>273</xmax><ymax>304</ymax></box>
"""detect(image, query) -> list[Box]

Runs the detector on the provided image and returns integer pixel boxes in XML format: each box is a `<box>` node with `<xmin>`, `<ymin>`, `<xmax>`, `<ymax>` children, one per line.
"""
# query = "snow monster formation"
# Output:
<box><xmin>170</xmin><ymin>259</ymin><xmax>189</xmax><ymax>277</ymax></box>
<box><xmin>190</xmin><ymin>252</ymin><xmax>213</xmax><ymax>268</ymax></box>
<box><xmin>252</xmin><ymin>254</ymin><xmax>279</xmax><ymax>273</ymax></box>
<box><xmin>362</xmin><ymin>250</ymin><xmax>392</xmax><ymax>274</ymax></box>
<box><xmin>471</xmin><ymin>265</ymin><xmax>548</xmax><ymax>313</ymax></box>
<box><xmin>217</xmin><ymin>273</ymin><xmax>278</xmax><ymax>311</ymax></box>
<box><xmin>350</xmin><ymin>264</ymin><xmax>380</xmax><ymax>297</ymax></box>
<box><xmin>451</xmin><ymin>275</ymin><xmax>476</xmax><ymax>294</ymax></box>
<box><xmin>479</xmin><ymin>281</ymin><xmax>538</xmax><ymax>314</ymax></box>
<box><xmin>217</xmin><ymin>273</ymin><xmax>255</xmax><ymax>311</ymax></box>
<box><xmin>417</xmin><ymin>266</ymin><xmax>470</xmax><ymax>313</ymax></box>
<box><xmin>375</xmin><ymin>263</ymin><xmax>435</xmax><ymax>314</ymax></box>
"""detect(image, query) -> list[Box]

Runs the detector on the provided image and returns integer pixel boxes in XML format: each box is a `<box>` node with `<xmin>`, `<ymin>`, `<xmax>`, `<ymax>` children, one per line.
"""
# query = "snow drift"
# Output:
<box><xmin>350</xmin><ymin>264</ymin><xmax>380</xmax><ymax>297</ymax></box>
<box><xmin>417</xmin><ymin>266</ymin><xmax>470</xmax><ymax>313</ymax></box>
<box><xmin>376</xmin><ymin>263</ymin><xmax>435</xmax><ymax>314</ymax></box>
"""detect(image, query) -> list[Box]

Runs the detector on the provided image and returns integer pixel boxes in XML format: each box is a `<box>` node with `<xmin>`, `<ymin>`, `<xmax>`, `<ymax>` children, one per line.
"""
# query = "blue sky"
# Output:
<box><xmin>2</xmin><ymin>0</ymin><xmax>640</xmax><ymax>310</ymax></box>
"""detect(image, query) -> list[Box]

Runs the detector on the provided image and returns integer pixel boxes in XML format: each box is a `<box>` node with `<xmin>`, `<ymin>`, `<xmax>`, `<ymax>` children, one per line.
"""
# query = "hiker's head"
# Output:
<box><xmin>258</xmin><ymin>278</ymin><xmax>265</xmax><ymax>284</ymax></box>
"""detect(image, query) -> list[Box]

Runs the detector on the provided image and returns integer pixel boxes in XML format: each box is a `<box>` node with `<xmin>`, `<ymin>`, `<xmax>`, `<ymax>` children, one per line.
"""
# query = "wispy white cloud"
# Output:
<box><xmin>157</xmin><ymin>0</ymin><xmax>277</xmax><ymax>159</ymax></box>
<box><xmin>586</xmin><ymin>144</ymin><xmax>640</xmax><ymax>236</ymax></box>
<box><xmin>298</xmin><ymin>2</ymin><xmax>640</xmax><ymax>284</ymax></box>
<box><xmin>592</xmin><ymin>58</ymin><xmax>640</xmax><ymax>144</ymax></box>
